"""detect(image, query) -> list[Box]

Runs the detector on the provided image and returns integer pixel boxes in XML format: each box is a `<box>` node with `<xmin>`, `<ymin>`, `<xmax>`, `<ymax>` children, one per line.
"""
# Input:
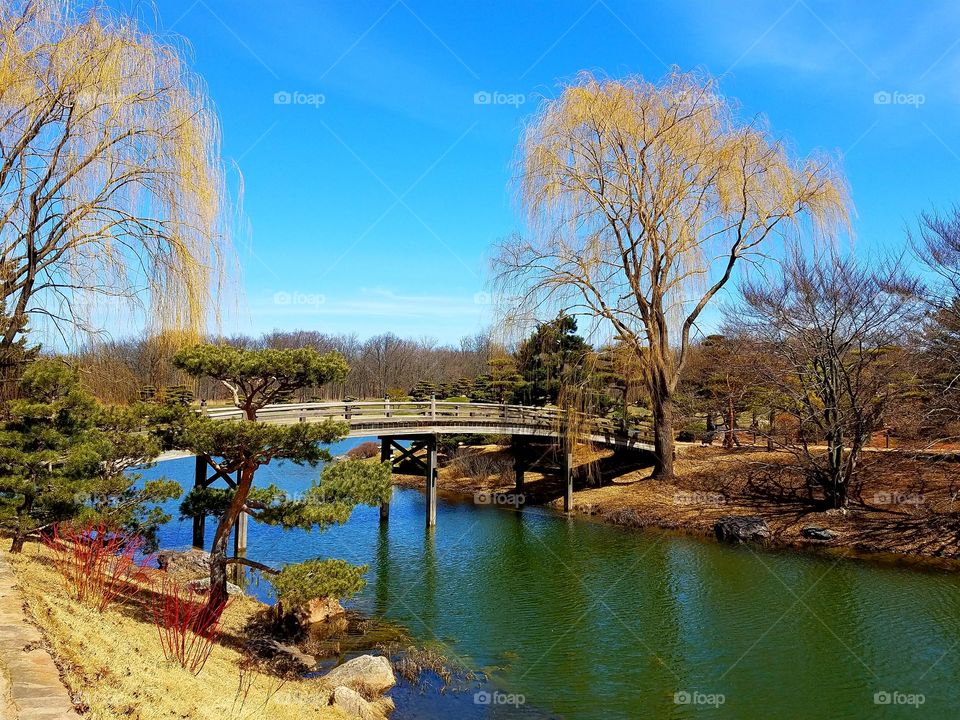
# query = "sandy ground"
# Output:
<box><xmin>395</xmin><ymin>442</ymin><xmax>960</xmax><ymax>563</ymax></box>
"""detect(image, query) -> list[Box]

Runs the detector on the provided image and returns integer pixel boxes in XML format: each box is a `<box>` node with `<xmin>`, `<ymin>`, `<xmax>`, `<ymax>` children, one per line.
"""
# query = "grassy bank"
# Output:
<box><xmin>399</xmin><ymin>443</ymin><xmax>960</xmax><ymax>561</ymax></box>
<box><xmin>7</xmin><ymin>546</ymin><xmax>345</xmax><ymax>720</ymax></box>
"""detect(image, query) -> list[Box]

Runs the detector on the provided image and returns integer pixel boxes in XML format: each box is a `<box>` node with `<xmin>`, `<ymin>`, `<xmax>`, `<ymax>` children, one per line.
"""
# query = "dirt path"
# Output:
<box><xmin>0</xmin><ymin>549</ymin><xmax>80</xmax><ymax>719</ymax></box>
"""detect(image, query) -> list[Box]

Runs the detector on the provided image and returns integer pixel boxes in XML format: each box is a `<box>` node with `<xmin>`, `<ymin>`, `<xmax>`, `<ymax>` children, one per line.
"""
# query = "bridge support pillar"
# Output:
<box><xmin>233</xmin><ymin>511</ymin><xmax>248</xmax><ymax>556</ymax></box>
<box><xmin>426</xmin><ymin>437</ymin><xmax>438</xmax><ymax>528</ymax></box>
<box><xmin>563</xmin><ymin>442</ymin><xmax>573</xmax><ymax>513</ymax></box>
<box><xmin>512</xmin><ymin>436</ymin><xmax>527</xmax><ymax>493</ymax></box>
<box><xmin>379</xmin><ymin>438</ymin><xmax>392</xmax><ymax>523</ymax></box>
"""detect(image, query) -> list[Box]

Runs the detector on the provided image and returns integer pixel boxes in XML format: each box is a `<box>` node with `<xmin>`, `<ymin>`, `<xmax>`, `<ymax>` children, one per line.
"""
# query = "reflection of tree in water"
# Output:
<box><xmin>374</xmin><ymin>523</ymin><xmax>391</xmax><ymax>616</ymax></box>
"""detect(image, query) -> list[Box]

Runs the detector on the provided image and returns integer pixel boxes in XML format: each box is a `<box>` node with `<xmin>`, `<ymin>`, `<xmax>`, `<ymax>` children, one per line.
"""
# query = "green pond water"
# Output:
<box><xmin>148</xmin><ymin>446</ymin><xmax>960</xmax><ymax>719</ymax></box>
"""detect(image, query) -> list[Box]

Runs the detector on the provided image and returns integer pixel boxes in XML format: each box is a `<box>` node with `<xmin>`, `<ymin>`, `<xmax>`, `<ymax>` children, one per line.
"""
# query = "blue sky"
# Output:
<box><xmin>143</xmin><ymin>0</ymin><xmax>960</xmax><ymax>343</ymax></box>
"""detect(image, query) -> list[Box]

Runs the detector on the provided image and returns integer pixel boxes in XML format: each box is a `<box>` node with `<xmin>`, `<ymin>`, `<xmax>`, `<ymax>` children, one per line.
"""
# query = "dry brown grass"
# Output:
<box><xmin>9</xmin><ymin>545</ymin><xmax>346</xmax><ymax>720</ymax></box>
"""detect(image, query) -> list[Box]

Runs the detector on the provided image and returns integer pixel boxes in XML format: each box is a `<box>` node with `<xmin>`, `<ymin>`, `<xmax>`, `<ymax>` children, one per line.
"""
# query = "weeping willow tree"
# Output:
<box><xmin>0</xmin><ymin>0</ymin><xmax>230</xmax><ymax>357</ymax></box>
<box><xmin>495</xmin><ymin>70</ymin><xmax>850</xmax><ymax>478</ymax></box>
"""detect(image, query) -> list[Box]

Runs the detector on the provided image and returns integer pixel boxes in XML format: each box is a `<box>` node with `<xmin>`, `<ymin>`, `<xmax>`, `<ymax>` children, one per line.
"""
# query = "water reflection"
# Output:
<box><xmin>143</xmin><ymin>447</ymin><xmax>960</xmax><ymax>720</ymax></box>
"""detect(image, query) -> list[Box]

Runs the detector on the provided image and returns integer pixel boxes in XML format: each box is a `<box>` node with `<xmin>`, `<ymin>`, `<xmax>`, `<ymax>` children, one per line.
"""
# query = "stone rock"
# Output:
<box><xmin>331</xmin><ymin>686</ymin><xmax>381</xmax><ymax>720</ymax></box>
<box><xmin>248</xmin><ymin>637</ymin><xmax>317</xmax><ymax>672</ymax></box>
<box><xmin>322</xmin><ymin>654</ymin><xmax>396</xmax><ymax>695</ymax></box>
<box><xmin>299</xmin><ymin>596</ymin><xmax>346</xmax><ymax>625</ymax></box>
<box><xmin>802</xmin><ymin>526</ymin><xmax>839</xmax><ymax>541</ymax></box>
<box><xmin>714</xmin><ymin>516</ymin><xmax>771</xmax><ymax>544</ymax></box>
<box><xmin>185</xmin><ymin>576</ymin><xmax>244</xmax><ymax>596</ymax></box>
<box><xmin>156</xmin><ymin>548</ymin><xmax>210</xmax><ymax>575</ymax></box>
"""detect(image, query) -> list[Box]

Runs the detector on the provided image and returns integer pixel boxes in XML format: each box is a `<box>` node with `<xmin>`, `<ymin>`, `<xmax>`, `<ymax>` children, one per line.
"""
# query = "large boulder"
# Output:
<box><xmin>802</xmin><ymin>526</ymin><xmax>838</xmax><ymax>541</ymax></box>
<box><xmin>247</xmin><ymin>637</ymin><xmax>317</xmax><ymax>674</ymax></box>
<box><xmin>185</xmin><ymin>576</ymin><xmax>244</xmax><ymax>596</ymax></box>
<box><xmin>331</xmin><ymin>686</ymin><xmax>380</xmax><ymax>720</ymax></box>
<box><xmin>714</xmin><ymin>516</ymin><xmax>771</xmax><ymax>544</ymax></box>
<box><xmin>156</xmin><ymin>548</ymin><xmax>210</xmax><ymax>576</ymax></box>
<box><xmin>298</xmin><ymin>596</ymin><xmax>346</xmax><ymax>625</ymax></box>
<box><xmin>322</xmin><ymin>654</ymin><xmax>396</xmax><ymax>695</ymax></box>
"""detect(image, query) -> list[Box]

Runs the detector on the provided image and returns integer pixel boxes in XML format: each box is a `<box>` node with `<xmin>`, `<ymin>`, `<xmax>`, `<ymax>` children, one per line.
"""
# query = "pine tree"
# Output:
<box><xmin>0</xmin><ymin>360</ymin><xmax>179</xmax><ymax>552</ymax></box>
<box><xmin>173</xmin><ymin>345</ymin><xmax>391</xmax><ymax>612</ymax></box>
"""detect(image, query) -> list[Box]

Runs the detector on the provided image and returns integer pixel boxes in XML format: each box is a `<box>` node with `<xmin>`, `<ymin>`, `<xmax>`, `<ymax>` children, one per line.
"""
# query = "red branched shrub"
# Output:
<box><xmin>151</xmin><ymin>579</ymin><xmax>229</xmax><ymax>675</ymax></box>
<box><xmin>44</xmin><ymin>522</ymin><xmax>147</xmax><ymax>612</ymax></box>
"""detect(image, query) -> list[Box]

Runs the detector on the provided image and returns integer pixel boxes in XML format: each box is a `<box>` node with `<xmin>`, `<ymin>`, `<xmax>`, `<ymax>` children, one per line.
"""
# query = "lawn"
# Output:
<box><xmin>8</xmin><ymin>546</ymin><xmax>345</xmax><ymax>720</ymax></box>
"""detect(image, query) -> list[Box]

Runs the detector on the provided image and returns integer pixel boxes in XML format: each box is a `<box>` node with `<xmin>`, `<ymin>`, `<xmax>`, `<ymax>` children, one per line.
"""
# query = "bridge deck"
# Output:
<box><xmin>203</xmin><ymin>401</ymin><xmax>655</xmax><ymax>451</ymax></box>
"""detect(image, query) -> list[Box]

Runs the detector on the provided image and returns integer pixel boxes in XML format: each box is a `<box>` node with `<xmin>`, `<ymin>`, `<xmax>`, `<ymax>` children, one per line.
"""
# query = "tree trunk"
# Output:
<box><xmin>826</xmin><ymin>477</ymin><xmax>848</xmax><ymax>509</ymax></box>
<box><xmin>724</xmin><ymin>397</ymin><xmax>735</xmax><ymax>449</ymax></box>
<box><xmin>651</xmin><ymin>395</ymin><xmax>675</xmax><ymax>479</ymax></box>
<box><xmin>9</xmin><ymin>533</ymin><xmax>25</xmax><ymax>553</ymax></box>
<box><xmin>9</xmin><ymin>494</ymin><xmax>33</xmax><ymax>553</ymax></box>
<box><xmin>824</xmin><ymin>434</ymin><xmax>847</xmax><ymax>509</ymax></box>
<box><xmin>766</xmin><ymin>407</ymin><xmax>776</xmax><ymax>452</ymax></box>
<box><xmin>207</xmin><ymin>462</ymin><xmax>254</xmax><ymax>612</ymax></box>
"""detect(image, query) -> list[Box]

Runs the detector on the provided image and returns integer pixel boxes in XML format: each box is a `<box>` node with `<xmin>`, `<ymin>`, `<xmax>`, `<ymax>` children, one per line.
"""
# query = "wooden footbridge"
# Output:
<box><xmin>192</xmin><ymin>400</ymin><xmax>654</xmax><ymax>549</ymax></box>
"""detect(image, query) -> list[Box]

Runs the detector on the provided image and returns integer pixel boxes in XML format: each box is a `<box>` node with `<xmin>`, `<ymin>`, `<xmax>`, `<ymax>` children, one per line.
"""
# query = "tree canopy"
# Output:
<box><xmin>174</xmin><ymin>345</ymin><xmax>349</xmax><ymax>419</ymax></box>
<box><xmin>0</xmin><ymin>0</ymin><xmax>231</xmax><ymax>347</ymax></box>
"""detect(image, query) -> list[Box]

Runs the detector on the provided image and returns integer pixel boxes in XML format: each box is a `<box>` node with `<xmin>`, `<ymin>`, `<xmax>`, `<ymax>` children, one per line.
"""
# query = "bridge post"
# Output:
<box><xmin>430</xmin><ymin>395</ymin><xmax>436</xmax><ymax>420</ymax></box>
<box><xmin>379</xmin><ymin>437</ymin><xmax>391</xmax><ymax>522</ymax></box>
<box><xmin>233</xmin><ymin>511</ymin><xmax>248</xmax><ymax>556</ymax></box>
<box><xmin>563</xmin><ymin>441</ymin><xmax>573</xmax><ymax>513</ymax></box>
<box><xmin>192</xmin><ymin>454</ymin><xmax>207</xmax><ymax>549</ymax></box>
<box><xmin>425</xmin><ymin>435</ymin><xmax>437</xmax><ymax>527</ymax></box>
<box><xmin>512</xmin><ymin>436</ymin><xmax>527</xmax><ymax>493</ymax></box>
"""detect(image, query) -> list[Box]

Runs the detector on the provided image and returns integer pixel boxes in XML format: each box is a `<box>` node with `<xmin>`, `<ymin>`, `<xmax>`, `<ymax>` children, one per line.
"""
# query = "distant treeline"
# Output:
<box><xmin>68</xmin><ymin>330</ymin><xmax>495</xmax><ymax>405</ymax></box>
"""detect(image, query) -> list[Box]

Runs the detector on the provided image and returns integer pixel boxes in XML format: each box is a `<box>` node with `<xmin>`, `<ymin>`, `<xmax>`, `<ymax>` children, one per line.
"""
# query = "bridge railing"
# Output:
<box><xmin>203</xmin><ymin>401</ymin><xmax>653</xmax><ymax>445</ymax></box>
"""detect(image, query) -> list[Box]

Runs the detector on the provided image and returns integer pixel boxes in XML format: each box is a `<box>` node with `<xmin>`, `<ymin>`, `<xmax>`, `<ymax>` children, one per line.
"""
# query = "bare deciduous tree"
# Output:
<box><xmin>736</xmin><ymin>249</ymin><xmax>920</xmax><ymax>508</ymax></box>
<box><xmin>495</xmin><ymin>69</ymin><xmax>848</xmax><ymax>478</ymax></box>
<box><xmin>910</xmin><ymin>206</ymin><xmax>960</xmax><ymax>438</ymax></box>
